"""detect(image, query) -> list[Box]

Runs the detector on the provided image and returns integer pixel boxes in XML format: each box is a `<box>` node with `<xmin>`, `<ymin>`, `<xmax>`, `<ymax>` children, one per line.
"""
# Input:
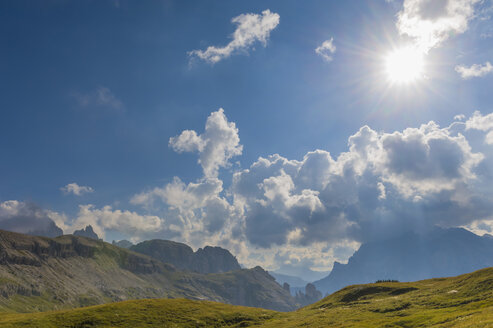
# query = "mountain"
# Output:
<box><xmin>112</xmin><ymin>239</ymin><xmax>133</xmax><ymax>248</ymax></box>
<box><xmin>0</xmin><ymin>229</ymin><xmax>296</xmax><ymax>312</ymax></box>
<box><xmin>269</xmin><ymin>272</ymin><xmax>309</xmax><ymax>289</ymax></box>
<box><xmin>0</xmin><ymin>215</ymin><xmax>63</xmax><ymax>238</ymax></box>
<box><xmin>3</xmin><ymin>267</ymin><xmax>493</xmax><ymax>327</ymax></box>
<box><xmin>130</xmin><ymin>239</ymin><xmax>241</xmax><ymax>274</ymax></box>
<box><xmin>314</xmin><ymin>227</ymin><xmax>493</xmax><ymax>295</ymax></box>
<box><xmin>73</xmin><ymin>225</ymin><xmax>100</xmax><ymax>240</ymax></box>
<box><xmin>293</xmin><ymin>283</ymin><xmax>323</xmax><ymax>307</ymax></box>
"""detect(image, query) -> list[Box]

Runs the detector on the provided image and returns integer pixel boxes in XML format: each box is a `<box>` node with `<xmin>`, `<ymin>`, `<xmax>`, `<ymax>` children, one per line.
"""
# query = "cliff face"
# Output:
<box><xmin>130</xmin><ymin>240</ymin><xmax>241</xmax><ymax>274</ymax></box>
<box><xmin>192</xmin><ymin>246</ymin><xmax>242</xmax><ymax>273</ymax></box>
<box><xmin>130</xmin><ymin>239</ymin><xmax>195</xmax><ymax>271</ymax></box>
<box><xmin>0</xmin><ymin>230</ymin><xmax>296</xmax><ymax>313</ymax></box>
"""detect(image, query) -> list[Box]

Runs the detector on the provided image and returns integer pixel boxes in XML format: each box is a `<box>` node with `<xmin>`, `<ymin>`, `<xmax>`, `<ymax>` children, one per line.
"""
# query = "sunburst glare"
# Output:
<box><xmin>385</xmin><ymin>46</ymin><xmax>425</xmax><ymax>84</ymax></box>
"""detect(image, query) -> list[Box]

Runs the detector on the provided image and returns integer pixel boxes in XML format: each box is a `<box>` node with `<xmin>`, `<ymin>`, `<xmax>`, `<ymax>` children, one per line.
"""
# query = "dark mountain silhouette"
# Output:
<box><xmin>314</xmin><ymin>227</ymin><xmax>493</xmax><ymax>295</ymax></box>
<box><xmin>73</xmin><ymin>225</ymin><xmax>100</xmax><ymax>240</ymax></box>
<box><xmin>130</xmin><ymin>239</ymin><xmax>241</xmax><ymax>274</ymax></box>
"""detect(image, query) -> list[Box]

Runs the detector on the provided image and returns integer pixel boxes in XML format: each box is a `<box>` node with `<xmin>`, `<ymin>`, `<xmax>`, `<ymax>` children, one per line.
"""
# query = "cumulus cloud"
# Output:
<box><xmin>231</xmin><ymin>117</ymin><xmax>488</xmax><ymax>252</ymax></box>
<box><xmin>61</xmin><ymin>183</ymin><xmax>95</xmax><ymax>196</ymax></box>
<box><xmin>188</xmin><ymin>9</ymin><xmax>280</xmax><ymax>64</ymax></box>
<box><xmin>72</xmin><ymin>86</ymin><xmax>123</xmax><ymax>111</ymax></box>
<box><xmin>0</xmin><ymin>200</ymin><xmax>63</xmax><ymax>237</ymax></box>
<box><xmin>169</xmin><ymin>109</ymin><xmax>242</xmax><ymax>177</ymax></box>
<box><xmin>315</xmin><ymin>38</ymin><xmax>336</xmax><ymax>62</ymax></box>
<box><xmin>397</xmin><ymin>0</ymin><xmax>480</xmax><ymax>52</ymax></box>
<box><xmin>455</xmin><ymin>61</ymin><xmax>493</xmax><ymax>79</ymax></box>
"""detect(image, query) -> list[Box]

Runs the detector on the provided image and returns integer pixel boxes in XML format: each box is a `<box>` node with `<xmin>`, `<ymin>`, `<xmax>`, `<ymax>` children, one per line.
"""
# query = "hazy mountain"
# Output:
<box><xmin>73</xmin><ymin>225</ymin><xmax>99</xmax><ymax>240</ymax></box>
<box><xmin>314</xmin><ymin>227</ymin><xmax>493</xmax><ymax>295</ymax></box>
<box><xmin>0</xmin><ymin>229</ymin><xmax>296</xmax><ymax>312</ymax></box>
<box><xmin>293</xmin><ymin>283</ymin><xmax>323</xmax><ymax>307</ymax></box>
<box><xmin>270</xmin><ymin>272</ymin><xmax>309</xmax><ymax>288</ymax></box>
<box><xmin>130</xmin><ymin>239</ymin><xmax>241</xmax><ymax>274</ymax></box>
<box><xmin>0</xmin><ymin>201</ymin><xmax>63</xmax><ymax>238</ymax></box>
<box><xmin>112</xmin><ymin>239</ymin><xmax>133</xmax><ymax>249</ymax></box>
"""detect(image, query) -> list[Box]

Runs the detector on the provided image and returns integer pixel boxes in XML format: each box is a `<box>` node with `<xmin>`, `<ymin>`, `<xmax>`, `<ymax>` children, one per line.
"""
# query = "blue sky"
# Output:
<box><xmin>1</xmin><ymin>0</ymin><xmax>493</xmax><ymax>281</ymax></box>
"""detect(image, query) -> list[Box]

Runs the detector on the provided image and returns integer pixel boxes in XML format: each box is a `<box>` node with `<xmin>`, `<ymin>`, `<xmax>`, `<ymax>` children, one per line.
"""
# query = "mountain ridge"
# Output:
<box><xmin>0</xmin><ymin>229</ymin><xmax>296</xmax><ymax>312</ymax></box>
<box><xmin>130</xmin><ymin>239</ymin><xmax>241</xmax><ymax>274</ymax></box>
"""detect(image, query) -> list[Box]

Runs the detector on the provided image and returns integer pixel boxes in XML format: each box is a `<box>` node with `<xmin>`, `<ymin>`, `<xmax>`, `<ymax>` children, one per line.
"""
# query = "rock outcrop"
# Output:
<box><xmin>73</xmin><ymin>225</ymin><xmax>100</xmax><ymax>240</ymax></box>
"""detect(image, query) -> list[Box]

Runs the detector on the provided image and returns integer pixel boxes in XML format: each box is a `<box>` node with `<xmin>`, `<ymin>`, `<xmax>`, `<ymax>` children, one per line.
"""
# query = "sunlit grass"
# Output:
<box><xmin>2</xmin><ymin>268</ymin><xmax>493</xmax><ymax>327</ymax></box>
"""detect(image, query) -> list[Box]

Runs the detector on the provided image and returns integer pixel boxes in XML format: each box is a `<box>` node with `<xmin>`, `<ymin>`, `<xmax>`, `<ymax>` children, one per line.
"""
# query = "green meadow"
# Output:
<box><xmin>2</xmin><ymin>267</ymin><xmax>493</xmax><ymax>327</ymax></box>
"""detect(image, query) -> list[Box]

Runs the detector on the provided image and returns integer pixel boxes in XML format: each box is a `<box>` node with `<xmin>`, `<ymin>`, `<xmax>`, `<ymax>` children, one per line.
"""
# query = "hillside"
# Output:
<box><xmin>130</xmin><ymin>239</ymin><xmax>241</xmax><ymax>274</ymax></box>
<box><xmin>314</xmin><ymin>227</ymin><xmax>493</xmax><ymax>295</ymax></box>
<box><xmin>2</xmin><ymin>267</ymin><xmax>493</xmax><ymax>327</ymax></box>
<box><xmin>0</xmin><ymin>230</ymin><xmax>296</xmax><ymax>312</ymax></box>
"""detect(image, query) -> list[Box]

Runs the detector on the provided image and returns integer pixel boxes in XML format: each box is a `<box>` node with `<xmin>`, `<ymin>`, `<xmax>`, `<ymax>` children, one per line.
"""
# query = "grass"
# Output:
<box><xmin>2</xmin><ymin>267</ymin><xmax>493</xmax><ymax>327</ymax></box>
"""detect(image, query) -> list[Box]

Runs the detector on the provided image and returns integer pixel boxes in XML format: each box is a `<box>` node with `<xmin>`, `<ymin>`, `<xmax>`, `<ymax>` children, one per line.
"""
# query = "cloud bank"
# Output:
<box><xmin>127</xmin><ymin>109</ymin><xmax>493</xmax><ymax>274</ymax></box>
<box><xmin>9</xmin><ymin>109</ymin><xmax>493</xmax><ymax>276</ymax></box>
<box><xmin>188</xmin><ymin>10</ymin><xmax>280</xmax><ymax>64</ymax></box>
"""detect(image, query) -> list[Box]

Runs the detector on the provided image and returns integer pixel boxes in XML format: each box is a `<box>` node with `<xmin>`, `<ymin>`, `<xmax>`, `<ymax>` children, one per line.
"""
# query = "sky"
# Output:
<box><xmin>1</xmin><ymin>0</ymin><xmax>493</xmax><ymax>281</ymax></box>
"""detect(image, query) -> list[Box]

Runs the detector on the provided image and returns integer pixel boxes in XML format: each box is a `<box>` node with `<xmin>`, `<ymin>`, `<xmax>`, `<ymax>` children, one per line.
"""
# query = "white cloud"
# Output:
<box><xmin>69</xmin><ymin>205</ymin><xmax>163</xmax><ymax>239</ymax></box>
<box><xmin>315</xmin><ymin>38</ymin><xmax>336</xmax><ymax>62</ymax></box>
<box><xmin>466</xmin><ymin>111</ymin><xmax>493</xmax><ymax>144</ymax></box>
<box><xmin>169</xmin><ymin>109</ymin><xmax>242</xmax><ymax>177</ymax></box>
<box><xmin>72</xmin><ymin>86</ymin><xmax>123</xmax><ymax>111</ymax></box>
<box><xmin>455</xmin><ymin>61</ymin><xmax>493</xmax><ymax>79</ymax></box>
<box><xmin>397</xmin><ymin>0</ymin><xmax>480</xmax><ymax>52</ymax></box>
<box><xmin>188</xmin><ymin>9</ymin><xmax>280</xmax><ymax>64</ymax></box>
<box><xmin>61</xmin><ymin>183</ymin><xmax>95</xmax><ymax>196</ymax></box>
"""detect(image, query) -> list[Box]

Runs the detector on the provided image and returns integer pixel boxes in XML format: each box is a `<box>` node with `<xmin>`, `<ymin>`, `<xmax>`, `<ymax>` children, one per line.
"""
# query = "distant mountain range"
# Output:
<box><xmin>314</xmin><ymin>227</ymin><xmax>493</xmax><ymax>295</ymax></box>
<box><xmin>0</xmin><ymin>229</ymin><xmax>296</xmax><ymax>312</ymax></box>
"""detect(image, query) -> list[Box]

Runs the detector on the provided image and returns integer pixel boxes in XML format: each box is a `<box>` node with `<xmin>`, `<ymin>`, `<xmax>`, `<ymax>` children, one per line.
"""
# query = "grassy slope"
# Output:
<box><xmin>2</xmin><ymin>268</ymin><xmax>493</xmax><ymax>327</ymax></box>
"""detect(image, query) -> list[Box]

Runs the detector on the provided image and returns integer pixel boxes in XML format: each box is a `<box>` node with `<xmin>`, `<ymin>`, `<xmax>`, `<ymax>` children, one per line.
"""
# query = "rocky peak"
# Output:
<box><xmin>130</xmin><ymin>240</ymin><xmax>241</xmax><ymax>274</ymax></box>
<box><xmin>192</xmin><ymin>246</ymin><xmax>241</xmax><ymax>273</ymax></box>
<box><xmin>73</xmin><ymin>225</ymin><xmax>100</xmax><ymax>240</ymax></box>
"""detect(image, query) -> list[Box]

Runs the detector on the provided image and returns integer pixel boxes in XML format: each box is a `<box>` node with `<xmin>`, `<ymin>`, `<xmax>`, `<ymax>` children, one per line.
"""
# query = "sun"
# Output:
<box><xmin>385</xmin><ymin>46</ymin><xmax>425</xmax><ymax>84</ymax></box>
